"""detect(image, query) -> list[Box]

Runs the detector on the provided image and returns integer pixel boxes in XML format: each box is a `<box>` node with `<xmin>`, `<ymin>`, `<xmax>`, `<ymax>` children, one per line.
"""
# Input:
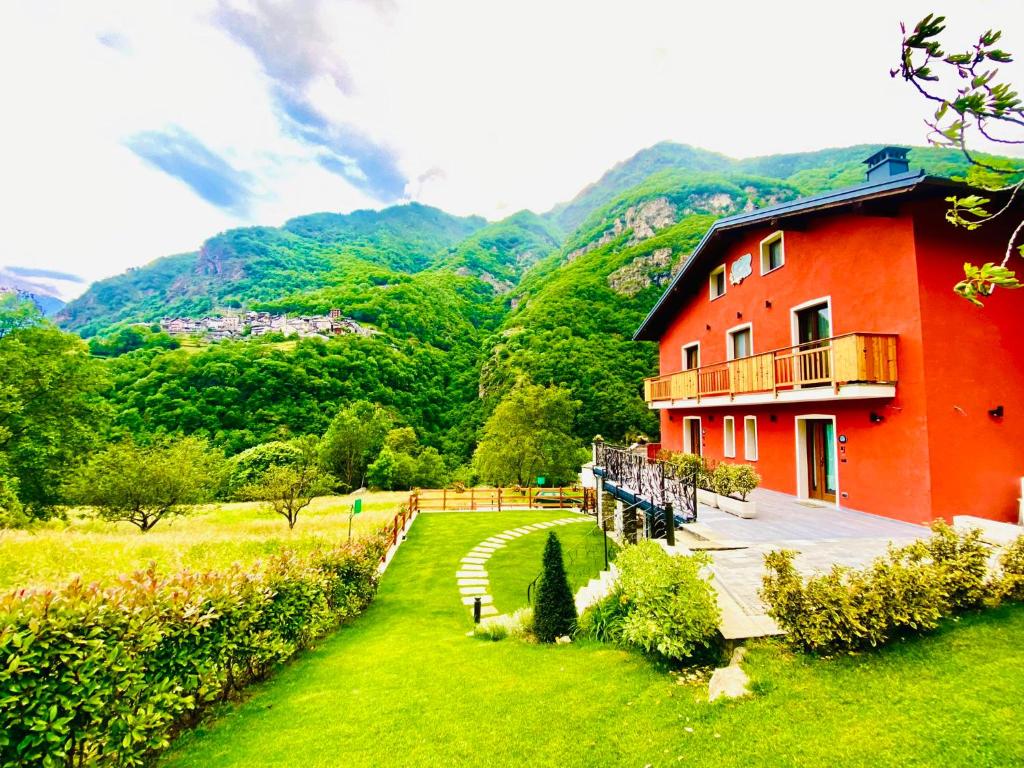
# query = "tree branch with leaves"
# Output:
<box><xmin>893</xmin><ymin>13</ymin><xmax>1024</xmax><ymax>305</ymax></box>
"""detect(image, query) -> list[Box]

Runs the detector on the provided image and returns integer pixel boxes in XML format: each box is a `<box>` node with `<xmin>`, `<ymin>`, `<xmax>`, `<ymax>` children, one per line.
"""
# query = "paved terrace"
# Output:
<box><xmin>679</xmin><ymin>488</ymin><xmax>929</xmax><ymax>638</ymax></box>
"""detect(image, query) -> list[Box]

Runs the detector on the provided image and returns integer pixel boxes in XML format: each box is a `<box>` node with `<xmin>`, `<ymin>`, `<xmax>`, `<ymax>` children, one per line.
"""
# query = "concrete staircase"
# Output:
<box><xmin>574</xmin><ymin>565</ymin><xmax>619</xmax><ymax>614</ymax></box>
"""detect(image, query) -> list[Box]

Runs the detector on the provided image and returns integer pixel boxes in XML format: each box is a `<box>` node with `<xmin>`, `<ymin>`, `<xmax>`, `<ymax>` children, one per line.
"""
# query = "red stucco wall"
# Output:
<box><xmin>656</xmin><ymin>210</ymin><xmax>940</xmax><ymax>523</ymax></box>
<box><xmin>911</xmin><ymin>200</ymin><xmax>1024</xmax><ymax>523</ymax></box>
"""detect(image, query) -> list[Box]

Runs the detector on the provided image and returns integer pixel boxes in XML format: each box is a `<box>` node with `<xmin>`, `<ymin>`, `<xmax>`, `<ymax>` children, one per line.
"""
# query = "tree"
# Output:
<box><xmin>894</xmin><ymin>14</ymin><xmax>1024</xmax><ymax>304</ymax></box>
<box><xmin>71</xmin><ymin>437</ymin><xmax>222</xmax><ymax>532</ymax></box>
<box><xmin>366</xmin><ymin>446</ymin><xmax>398</xmax><ymax>490</ymax></box>
<box><xmin>242</xmin><ymin>436</ymin><xmax>333</xmax><ymax>528</ymax></box>
<box><xmin>474</xmin><ymin>381</ymin><xmax>584</xmax><ymax>487</ymax></box>
<box><xmin>319</xmin><ymin>401</ymin><xmax>393</xmax><ymax>490</ymax></box>
<box><xmin>533</xmin><ymin>532</ymin><xmax>577</xmax><ymax>642</ymax></box>
<box><xmin>225</xmin><ymin>440</ymin><xmax>306</xmax><ymax>499</ymax></box>
<box><xmin>0</xmin><ymin>321</ymin><xmax>109</xmax><ymax>515</ymax></box>
<box><xmin>414</xmin><ymin>447</ymin><xmax>448</xmax><ymax>488</ymax></box>
<box><xmin>0</xmin><ymin>294</ymin><xmax>43</xmax><ymax>340</ymax></box>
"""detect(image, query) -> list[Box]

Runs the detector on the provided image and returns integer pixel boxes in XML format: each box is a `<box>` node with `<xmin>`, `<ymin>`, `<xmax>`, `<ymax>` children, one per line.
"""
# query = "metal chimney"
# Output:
<box><xmin>864</xmin><ymin>147</ymin><xmax>911</xmax><ymax>182</ymax></box>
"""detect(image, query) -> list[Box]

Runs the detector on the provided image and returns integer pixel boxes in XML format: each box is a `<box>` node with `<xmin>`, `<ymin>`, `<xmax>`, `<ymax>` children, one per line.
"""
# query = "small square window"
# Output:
<box><xmin>709</xmin><ymin>266</ymin><xmax>726</xmax><ymax>300</ymax></box>
<box><xmin>760</xmin><ymin>232</ymin><xmax>785</xmax><ymax>274</ymax></box>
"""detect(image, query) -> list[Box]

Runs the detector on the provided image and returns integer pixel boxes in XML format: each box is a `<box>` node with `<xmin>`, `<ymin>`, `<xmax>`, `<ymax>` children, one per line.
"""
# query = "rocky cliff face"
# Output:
<box><xmin>607</xmin><ymin>247</ymin><xmax>686</xmax><ymax>297</ymax></box>
<box><xmin>567</xmin><ymin>197</ymin><xmax>678</xmax><ymax>262</ymax></box>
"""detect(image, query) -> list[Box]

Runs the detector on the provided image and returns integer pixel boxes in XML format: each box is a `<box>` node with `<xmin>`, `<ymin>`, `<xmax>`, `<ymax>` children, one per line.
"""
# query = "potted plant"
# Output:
<box><xmin>713</xmin><ymin>463</ymin><xmax>760</xmax><ymax>519</ymax></box>
<box><xmin>696</xmin><ymin>457</ymin><xmax>719</xmax><ymax>508</ymax></box>
<box><xmin>659</xmin><ymin>451</ymin><xmax>717</xmax><ymax>508</ymax></box>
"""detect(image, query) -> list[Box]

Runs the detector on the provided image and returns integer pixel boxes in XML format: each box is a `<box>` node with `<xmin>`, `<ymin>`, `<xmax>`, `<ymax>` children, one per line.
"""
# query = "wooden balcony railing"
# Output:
<box><xmin>643</xmin><ymin>333</ymin><xmax>897</xmax><ymax>403</ymax></box>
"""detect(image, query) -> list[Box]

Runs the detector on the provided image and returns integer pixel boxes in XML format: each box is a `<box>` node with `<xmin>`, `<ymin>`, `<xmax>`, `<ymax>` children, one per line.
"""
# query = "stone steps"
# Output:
<box><xmin>573</xmin><ymin>565</ymin><xmax>619</xmax><ymax>614</ymax></box>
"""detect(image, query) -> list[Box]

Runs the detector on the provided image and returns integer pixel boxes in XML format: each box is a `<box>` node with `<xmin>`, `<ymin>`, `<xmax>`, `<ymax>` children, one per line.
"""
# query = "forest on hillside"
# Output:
<box><xmin>0</xmin><ymin>142</ymin><xmax>999</xmax><ymax>519</ymax></box>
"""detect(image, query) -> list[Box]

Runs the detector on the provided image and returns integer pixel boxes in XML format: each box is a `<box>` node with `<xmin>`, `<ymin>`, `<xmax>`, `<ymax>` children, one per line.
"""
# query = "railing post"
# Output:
<box><xmin>664</xmin><ymin>503</ymin><xmax>675</xmax><ymax>546</ymax></box>
<box><xmin>470</xmin><ymin>487</ymin><xmax>475</xmax><ymax>512</ymax></box>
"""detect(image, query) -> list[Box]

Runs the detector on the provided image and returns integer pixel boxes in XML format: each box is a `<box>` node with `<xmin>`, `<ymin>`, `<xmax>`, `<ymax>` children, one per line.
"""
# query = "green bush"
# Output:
<box><xmin>612</xmin><ymin>540</ymin><xmax>720</xmax><ymax>660</ymax></box>
<box><xmin>533</xmin><ymin>532</ymin><xmax>577</xmax><ymax>642</ymax></box>
<box><xmin>0</xmin><ymin>535</ymin><xmax>386</xmax><ymax>767</ymax></box>
<box><xmin>761</xmin><ymin>523</ymin><xmax>994</xmax><ymax>654</ymax></box>
<box><xmin>712</xmin><ymin>463</ymin><xmax>760</xmax><ymax>500</ymax></box>
<box><xmin>576</xmin><ymin>593</ymin><xmax>628</xmax><ymax>643</ymax></box>
<box><xmin>0</xmin><ymin>474</ymin><xmax>28</xmax><ymax>529</ymax></box>
<box><xmin>997</xmin><ymin>535</ymin><xmax>1024</xmax><ymax>602</ymax></box>
<box><xmin>922</xmin><ymin>521</ymin><xmax>990</xmax><ymax>610</ymax></box>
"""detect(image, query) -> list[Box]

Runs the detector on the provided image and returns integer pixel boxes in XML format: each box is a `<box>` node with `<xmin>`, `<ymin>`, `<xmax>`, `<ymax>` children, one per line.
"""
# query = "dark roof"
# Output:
<box><xmin>632</xmin><ymin>171</ymin><xmax>965</xmax><ymax>341</ymax></box>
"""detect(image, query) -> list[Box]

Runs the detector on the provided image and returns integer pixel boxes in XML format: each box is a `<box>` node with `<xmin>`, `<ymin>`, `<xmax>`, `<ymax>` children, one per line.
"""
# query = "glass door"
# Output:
<box><xmin>806</xmin><ymin>419</ymin><xmax>837</xmax><ymax>503</ymax></box>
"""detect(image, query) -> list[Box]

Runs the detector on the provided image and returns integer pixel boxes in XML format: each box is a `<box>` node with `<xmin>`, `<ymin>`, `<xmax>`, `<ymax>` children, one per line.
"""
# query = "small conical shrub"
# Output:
<box><xmin>533</xmin><ymin>531</ymin><xmax>577</xmax><ymax>642</ymax></box>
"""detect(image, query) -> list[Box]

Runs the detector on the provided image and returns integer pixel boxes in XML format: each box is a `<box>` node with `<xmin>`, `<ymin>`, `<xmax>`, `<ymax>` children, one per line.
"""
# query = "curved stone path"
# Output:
<box><xmin>456</xmin><ymin>516</ymin><xmax>590</xmax><ymax>617</ymax></box>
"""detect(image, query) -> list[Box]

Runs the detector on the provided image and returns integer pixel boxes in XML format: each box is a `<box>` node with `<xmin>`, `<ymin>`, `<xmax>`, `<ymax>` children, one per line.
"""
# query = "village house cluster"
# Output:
<box><xmin>161</xmin><ymin>309</ymin><xmax>373</xmax><ymax>341</ymax></box>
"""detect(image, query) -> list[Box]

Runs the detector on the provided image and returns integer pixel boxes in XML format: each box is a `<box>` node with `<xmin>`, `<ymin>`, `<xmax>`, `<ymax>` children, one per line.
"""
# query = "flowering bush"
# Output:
<box><xmin>0</xmin><ymin>534</ymin><xmax>386</xmax><ymax>767</ymax></box>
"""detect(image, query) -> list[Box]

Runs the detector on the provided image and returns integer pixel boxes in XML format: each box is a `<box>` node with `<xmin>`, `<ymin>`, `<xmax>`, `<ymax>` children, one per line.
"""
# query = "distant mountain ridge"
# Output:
<box><xmin>55</xmin><ymin>141</ymin><xmax>1003</xmax><ymax>449</ymax></box>
<box><xmin>0</xmin><ymin>266</ymin><xmax>86</xmax><ymax>316</ymax></box>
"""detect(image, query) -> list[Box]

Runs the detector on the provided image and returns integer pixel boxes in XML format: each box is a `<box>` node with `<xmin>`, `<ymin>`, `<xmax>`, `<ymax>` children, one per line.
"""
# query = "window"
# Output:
<box><xmin>728</xmin><ymin>324</ymin><xmax>753</xmax><ymax>360</ymax></box>
<box><xmin>760</xmin><ymin>231</ymin><xmax>785</xmax><ymax>274</ymax></box>
<box><xmin>709</xmin><ymin>265</ymin><xmax>726</xmax><ymax>300</ymax></box>
<box><xmin>723</xmin><ymin>416</ymin><xmax>736</xmax><ymax>458</ymax></box>
<box><xmin>682</xmin><ymin>342</ymin><xmax>700</xmax><ymax>370</ymax></box>
<box><xmin>795</xmin><ymin>301</ymin><xmax>831</xmax><ymax>345</ymax></box>
<box><xmin>744</xmin><ymin>416</ymin><xmax>758</xmax><ymax>461</ymax></box>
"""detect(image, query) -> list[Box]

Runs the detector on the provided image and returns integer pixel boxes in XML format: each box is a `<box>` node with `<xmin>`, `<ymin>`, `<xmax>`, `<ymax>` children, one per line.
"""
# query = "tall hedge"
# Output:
<box><xmin>0</xmin><ymin>536</ymin><xmax>386</xmax><ymax>767</ymax></box>
<box><xmin>533</xmin><ymin>532</ymin><xmax>577</xmax><ymax>642</ymax></box>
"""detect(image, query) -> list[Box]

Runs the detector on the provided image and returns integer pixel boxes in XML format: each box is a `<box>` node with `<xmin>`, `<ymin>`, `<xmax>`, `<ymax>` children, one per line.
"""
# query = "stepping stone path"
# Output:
<box><xmin>455</xmin><ymin>515</ymin><xmax>590</xmax><ymax>619</ymax></box>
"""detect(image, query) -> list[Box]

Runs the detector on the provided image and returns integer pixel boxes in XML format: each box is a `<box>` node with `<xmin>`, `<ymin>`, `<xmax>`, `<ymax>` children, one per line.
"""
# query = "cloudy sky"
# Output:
<box><xmin>1</xmin><ymin>1</ymin><xmax>1022</xmax><ymax>290</ymax></box>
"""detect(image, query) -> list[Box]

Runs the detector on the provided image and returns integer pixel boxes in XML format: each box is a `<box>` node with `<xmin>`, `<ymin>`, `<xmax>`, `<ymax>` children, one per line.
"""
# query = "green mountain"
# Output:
<box><xmin>58</xmin><ymin>203</ymin><xmax>487</xmax><ymax>337</ymax></box>
<box><xmin>58</xmin><ymin>142</ymin><xmax>992</xmax><ymax>463</ymax></box>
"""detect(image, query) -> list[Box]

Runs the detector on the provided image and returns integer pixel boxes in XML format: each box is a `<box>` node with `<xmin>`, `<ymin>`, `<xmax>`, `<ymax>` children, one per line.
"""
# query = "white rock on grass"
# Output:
<box><xmin>462</xmin><ymin>595</ymin><xmax>493</xmax><ymax>605</ymax></box>
<box><xmin>708</xmin><ymin>647</ymin><xmax>750</xmax><ymax>702</ymax></box>
<box><xmin>459</xmin><ymin>586</ymin><xmax>487</xmax><ymax>595</ymax></box>
<box><xmin>457</xmin><ymin>579</ymin><xmax>489</xmax><ymax>587</ymax></box>
<box><xmin>455</xmin><ymin>570</ymin><xmax>488</xmax><ymax>579</ymax></box>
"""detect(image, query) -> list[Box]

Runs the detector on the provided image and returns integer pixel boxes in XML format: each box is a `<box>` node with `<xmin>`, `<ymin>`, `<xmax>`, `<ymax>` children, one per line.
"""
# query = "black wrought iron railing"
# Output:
<box><xmin>592</xmin><ymin>442</ymin><xmax>698</xmax><ymax>529</ymax></box>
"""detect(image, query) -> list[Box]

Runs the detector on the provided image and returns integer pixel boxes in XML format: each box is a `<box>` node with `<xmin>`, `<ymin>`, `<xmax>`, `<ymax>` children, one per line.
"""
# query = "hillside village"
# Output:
<box><xmin>160</xmin><ymin>309</ymin><xmax>375</xmax><ymax>341</ymax></box>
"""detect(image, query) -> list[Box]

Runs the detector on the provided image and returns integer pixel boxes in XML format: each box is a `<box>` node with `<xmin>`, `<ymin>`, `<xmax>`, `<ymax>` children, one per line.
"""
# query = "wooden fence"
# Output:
<box><xmin>409</xmin><ymin>487</ymin><xmax>596</xmax><ymax>513</ymax></box>
<box><xmin>382</xmin><ymin>504</ymin><xmax>413</xmax><ymax>560</ymax></box>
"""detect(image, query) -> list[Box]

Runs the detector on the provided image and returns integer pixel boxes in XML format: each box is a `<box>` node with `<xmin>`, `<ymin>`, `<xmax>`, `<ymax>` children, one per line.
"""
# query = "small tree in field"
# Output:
<box><xmin>242</xmin><ymin>436</ymin><xmax>333</xmax><ymax>529</ymax></box>
<box><xmin>72</xmin><ymin>437</ymin><xmax>221</xmax><ymax>532</ymax></box>
<box><xmin>533</xmin><ymin>532</ymin><xmax>577</xmax><ymax>642</ymax></box>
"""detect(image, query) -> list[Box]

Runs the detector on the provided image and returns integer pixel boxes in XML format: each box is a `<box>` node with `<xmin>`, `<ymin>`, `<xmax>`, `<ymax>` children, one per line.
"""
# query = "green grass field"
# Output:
<box><xmin>163</xmin><ymin>510</ymin><xmax>1024</xmax><ymax>768</ymax></box>
<box><xmin>0</xmin><ymin>491</ymin><xmax>408</xmax><ymax>590</ymax></box>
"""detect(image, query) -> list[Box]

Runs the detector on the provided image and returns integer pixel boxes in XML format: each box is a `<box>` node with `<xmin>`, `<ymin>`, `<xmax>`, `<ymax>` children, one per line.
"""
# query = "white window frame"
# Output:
<box><xmin>760</xmin><ymin>231</ymin><xmax>785</xmax><ymax>275</ymax></box>
<box><xmin>744</xmin><ymin>416</ymin><xmax>758</xmax><ymax>461</ymax></box>
<box><xmin>726</xmin><ymin>322</ymin><xmax>754</xmax><ymax>361</ymax></box>
<box><xmin>709</xmin><ymin>265</ymin><xmax>727</xmax><ymax>300</ymax></box>
<box><xmin>681</xmin><ymin>341</ymin><xmax>701</xmax><ymax>370</ymax></box>
<box><xmin>789</xmin><ymin>296</ymin><xmax>833</xmax><ymax>347</ymax></box>
<box><xmin>723</xmin><ymin>416</ymin><xmax>736</xmax><ymax>458</ymax></box>
<box><xmin>682</xmin><ymin>416</ymin><xmax>702</xmax><ymax>454</ymax></box>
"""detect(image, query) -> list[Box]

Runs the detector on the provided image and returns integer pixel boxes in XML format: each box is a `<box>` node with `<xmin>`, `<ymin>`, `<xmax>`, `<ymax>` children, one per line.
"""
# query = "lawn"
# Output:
<box><xmin>0</xmin><ymin>491</ymin><xmax>408</xmax><ymax>590</ymax></box>
<box><xmin>164</xmin><ymin>510</ymin><xmax>1024</xmax><ymax>768</ymax></box>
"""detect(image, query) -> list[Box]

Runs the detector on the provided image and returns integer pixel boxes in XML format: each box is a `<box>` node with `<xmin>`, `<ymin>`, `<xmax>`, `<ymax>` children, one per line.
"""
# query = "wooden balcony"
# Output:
<box><xmin>644</xmin><ymin>333</ymin><xmax>897</xmax><ymax>408</ymax></box>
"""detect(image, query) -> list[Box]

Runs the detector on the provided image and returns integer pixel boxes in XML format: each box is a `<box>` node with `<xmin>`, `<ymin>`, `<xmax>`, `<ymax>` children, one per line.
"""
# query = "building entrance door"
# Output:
<box><xmin>805</xmin><ymin>419</ymin><xmax>837</xmax><ymax>503</ymax></box>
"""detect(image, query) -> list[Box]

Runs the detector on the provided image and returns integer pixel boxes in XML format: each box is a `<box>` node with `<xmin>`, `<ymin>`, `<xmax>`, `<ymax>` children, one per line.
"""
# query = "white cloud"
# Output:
<box><xmin>0</xmin><ymin>0</ymin><xmax>1021</xmax><ymax>292</ymax></box>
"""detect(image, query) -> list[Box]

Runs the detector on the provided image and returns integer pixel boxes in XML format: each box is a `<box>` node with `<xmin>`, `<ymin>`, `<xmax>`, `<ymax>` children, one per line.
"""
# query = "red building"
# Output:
<box><xmin>634</xmin><ymin>148</ymin><xmax>1023</xmax><ymax>525</ymax></box>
